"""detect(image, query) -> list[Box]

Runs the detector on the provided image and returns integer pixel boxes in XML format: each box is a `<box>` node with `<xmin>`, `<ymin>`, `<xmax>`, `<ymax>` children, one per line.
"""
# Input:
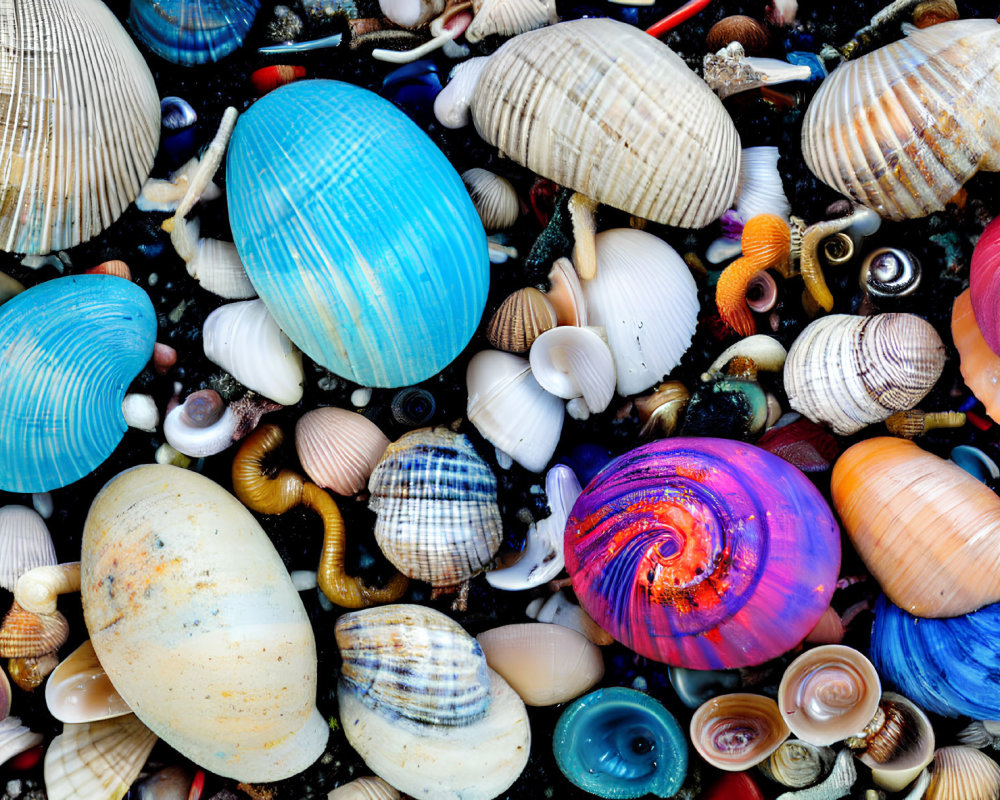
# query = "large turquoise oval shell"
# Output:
<box><xmin>0</xmin><ymin>275</ymin><xmax>156</xmax><ymax>493</ymax></box>
<box><xmin>228</xmin><ymin>80</ymin><xmax>489</xmax><ymax>388</ymax></box>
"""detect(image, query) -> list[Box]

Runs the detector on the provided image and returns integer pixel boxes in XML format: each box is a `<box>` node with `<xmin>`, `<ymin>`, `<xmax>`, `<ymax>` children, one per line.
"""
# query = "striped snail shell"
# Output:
<box><xmin>801</xmin><ymin>19</ymin><xmax>1000</xmax><ymax>220</ymax></box>
<box><xmin>860</xmin><ymin>248</ymin><xmax>921</xmax><ymax>298</ymax></box>
<box><xmin>847</xmin><ymin>692</ymin><xmax>935</xmax><ymax>792</ymax></box>
<box><xmin>470</xmin><ymin>18</ymin><xmax>741</xmax><ymax>228</ymax></box>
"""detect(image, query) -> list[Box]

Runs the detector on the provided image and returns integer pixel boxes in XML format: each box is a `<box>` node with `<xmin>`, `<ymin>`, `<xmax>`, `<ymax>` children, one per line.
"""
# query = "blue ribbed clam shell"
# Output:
<box><xmin>870</xmin><ymin>594</ymin><xmax>1000</xmax><ymax>719</ymax></box>
<box><xmin>227</xmin><ymin>80</ymin><xmax>489</xmax><ymax>388</ymax></box>
<box><xmin>0</xmin><ymin>275</ymin><xmax>156</xmax><ymax>493</ymax></box>
<box><xmin>129</xmin><ymin>0</ymin><xmax>261</xmax><ymax>65</ymax></box>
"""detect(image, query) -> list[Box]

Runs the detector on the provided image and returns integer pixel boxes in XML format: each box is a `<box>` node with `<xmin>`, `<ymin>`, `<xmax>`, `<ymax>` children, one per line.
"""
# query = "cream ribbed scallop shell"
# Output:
<box><xmin>927</xmin><ymin>746</ymin><xmax>1000</xmax><ymax>800</ymax></box>
<box><xmin>470</xmin><ymin>18</ymin><xmax>741</xmax><ymax>228</ymax></box>
<box><xmin>0</xmin><ymin>0</ymin><xmax>160</xmax><ymax>254</ymax></box>
<box><xmin>801</xmin><ymin>19</ymin><xmax>1000</xmax><ymax>221</ymax></box>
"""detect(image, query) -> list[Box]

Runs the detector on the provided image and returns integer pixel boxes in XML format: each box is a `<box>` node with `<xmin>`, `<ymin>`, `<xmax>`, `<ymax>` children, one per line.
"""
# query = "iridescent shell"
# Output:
<box><xmin>228</xmin><ymin>80</ymin><xmax>488</xmax><ymax>387</ymax></box>
<box><xmin>553</xmin><ymin>687</ymin><xmax>688</xmax><ymax>799</ymax></box>
<box><xmin>0</xmin><ymin>507</ymin><xmax>57</xmax><ymax>593</ymax></box>
<box><xmin>128</xmin><ymin>0</ymin><xmax>261</xmax><ymax>65</ymax></box>
<box><xmin>0</xmin><ymin>276</ymin><xmax>156</xmax><ymax>493</ymax></box>
<box><xmin>801</xmin><ymin>20</ymin><xmax>1000</xmax><ymax>220</ymax></box>
<box><xmin>690</xmin><ymin>693</ymin><xmax>790</xmax><ymax>771</ymax></box>
<box><xmin>564</xmin><ymin>438</ymin><xmax>840</xmax><ymax>670</ymax></box>
<box><xmin>368</xmin><ymin>428</ymin><xmax>502</xmax><ymax>588</ymax></box>
<box><xmin>969</xmin><ymin>214</ymin><xmax>1000</xmax><ymax>355</ymax></box>
<box><xmin>870</xmin><ymin>594</ymin><xmax>1000</xmax><ymax>719</ymax></box>
<box><xmin>0</xmin><ymin>0</ymin><xmax>160</xmax><ymax>254</ymax></box>
<box><xmin>470</xmin><ymin>19</ymin><xmax>740</xmax><ymax>228</ymax></box>
<box><xmin>831</xmin><ymin>437</ymin><xmax>1000</xmax><ymax>618</ymax></box>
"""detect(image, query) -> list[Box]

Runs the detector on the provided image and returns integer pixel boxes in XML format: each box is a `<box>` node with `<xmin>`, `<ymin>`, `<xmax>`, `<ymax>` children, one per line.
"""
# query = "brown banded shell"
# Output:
<box><xmin>784</xmin><ymin>314</ymin><xmax>945</xmax><ymax>436</ymax></box>
<box><xmin>486</xmin><ymin>288</ymin><xmax>557</xmax><ymax>353</ymax></box>
<box><xmin>336</xmin><ymin>605</ymin><xmax>491</xmax><ymax>726</ymax></box>
<box><xmin>0</xmin><ymin>506</ymin><xmax>57</xmax><ymax>592</ymax></box>
<box><xmin>801</xmin><ymin>19</ymin><xmax>1000</xmax><ymax>221</ymax></box>
<box><xmin>847</xmin><ymin>693</ymin><xmax>935</xmax><ymax>792</ymax></box>
<box><xmin>295</xmin><ymin>407</ymin><xmax>390</xmax><ymax>496</ymax></box>
<box><xmin>690</xmin><ymin>693</ymin><xmax>790</xmax><ymax>771</ymax></box>
<box><xmin>470</xmin><ymin>18</ymin><xmax>741</xmax><ymax>228</ymax></box>
<box><xmin>0</xmin><ymin>602</ymin><xmax>68</xmax><ymax>658</ymax></box>
<box><xmin>706</xmin><ymin>15</ymin><xmax>771</xmax><ymax>54</ymax></box>
<box><xmin>368</xmin><ymin>428</ymin><xmax>502</xmax><ymax>589</ymax></box>
<box><xmin>926</xmin><ymin>746</ymin><xmax>1000</xmax><ymax>800</ymax></box>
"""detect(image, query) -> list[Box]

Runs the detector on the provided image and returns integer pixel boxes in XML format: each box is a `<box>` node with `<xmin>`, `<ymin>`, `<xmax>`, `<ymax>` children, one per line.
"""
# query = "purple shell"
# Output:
<box><xmin>564</xmin><ymin>438</ymin><xmax>840</xmax><ymax>670</ymax></box>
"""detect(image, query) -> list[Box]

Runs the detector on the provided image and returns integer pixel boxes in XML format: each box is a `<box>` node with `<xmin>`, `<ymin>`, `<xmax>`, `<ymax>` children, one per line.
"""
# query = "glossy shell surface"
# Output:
<box><xmin>81</xmin><ymin>464</ymin><xmax>328</xmax><ymax>782</ymax></box>
<box><xmin>689</xmin><ymin>693</ymin><xmax>790</xmax><ymax>771</ymax></box>
<box><xmin>228</xmin><ymin>80</ymin><xmax>489</xmax><ymax>388</ymax></box>
<box><xmin>564</xmin><ymin>438</ymin><xmax>841</xmax><ymax>670</ymax></box>
<box><xmin>0</xmin><ymin>276</ymin><xmax>156</xmax><ymax>493</ymax></box>
<box><xmin>969</xmin><ymin>214</ymin><xmax>1000</xmax><ymax>355</ymax></box>
<box><xmin>953</xmin><ymin>289</ymin><xmax>1000</xmax><ymax>423</ymax></box>
<box><xmin>470</xmin><ymin>18</ymin><xmax>741</xmax><ymax>228</ymax></box>
<box><xmin>128</xmin><ymin>0</ymin><xmax>261</xmax><ymax>65</ymax></box>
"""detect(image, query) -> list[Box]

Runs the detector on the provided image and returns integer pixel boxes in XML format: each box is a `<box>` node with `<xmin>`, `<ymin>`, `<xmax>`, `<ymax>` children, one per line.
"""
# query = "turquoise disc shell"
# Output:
<box><xmin>227</xmin><ymin>80</ymin><xmax>489</xmax><ymax>388</ymax></box>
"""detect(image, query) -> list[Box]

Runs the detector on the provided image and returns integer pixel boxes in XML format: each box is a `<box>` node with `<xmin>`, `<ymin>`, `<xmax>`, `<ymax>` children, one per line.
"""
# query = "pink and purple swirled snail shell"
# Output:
<box><xmin>564</xmin><ymin>438</ymin><xmax>841</xmax><ymax>670</ymax></box>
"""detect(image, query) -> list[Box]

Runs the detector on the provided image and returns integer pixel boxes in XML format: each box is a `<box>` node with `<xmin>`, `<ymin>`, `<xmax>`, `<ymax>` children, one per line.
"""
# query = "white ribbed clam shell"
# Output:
<box><xmin>784</xmin><ymin>314</ymin><xmax>946</xmax><ymax>436</ymax></box>
<box><xmin>295</xmin><ymin>407</ymin><xmax>390</xmax><ymax>496</ymax></box>
<box><xmin>465</xmin><ymin>0</ymin><xmax>557</xmax><ymax>42</ymax></box>
<box><xmin>585</xmin><ymin>229</ymin><xmax>699</xmax><ymax>396</ymax></box>
<box><xmin>801</xmin><ymin>19</ymin><xmax>1000</xmax><ymax>221</ymax></box>
<box><xmin>529</xmin><ymin>326</ymin><xmax>616</xmax><ymax>414</ymax></box>
<box><xmin>328</xmin><ymin>776</ymin><xmax>400</xmax><ymax>800</ymax></box>
<box><xmin>466</xmin><ymin>350</ymin><xmax>564</xmax><ymax>472</ymax></box>
<box><xmin>336</xmin><ymin>604</ymin><xmax>491</xmax><ymax>726</ymax></box>
<box><xmin>0</xmin><ymin>506</ymin><xmax>57</xmax><ymax>592</ymax></box>
<box><xmin>927</xmin><ymin>746</ymin><xmax>1000</xmax><ymax>800</ymax></box>
<box><xmin>203</xmin><ymin>299</ymin><xmax>304</xmax><ymax>405</ymax></box>
<box><xmin>339</xmin><ymin>668</ymin><xmax>530</xmax><ymax>800</ymax></box>
<box><xmin>0</xmin><ymin>716</ymin><xmax>42</xmax><ymax>766</ymax></box>
<box><xmin>368</xmin><ymin>428</ymin><xmax>502</xmax><ymax>587</ymax></box>
<box><xmin>470</xmin><ymin>18</ymin><xmax>741</xmax><ymax>227</ymax></box>
<box><xmin>46</xmin><ymin>640</ymin><xmax>131</xmax><ymax>725</ymax></box>
<box><xmin>188</xmin><ymin>237</ymin><xmax>257</xmax><ymax>299</ymax></box>
<box><xmin>0</xmin><ymin>0</ymin><xmax>160</xmax><ymax>254</ymax></box>
<box><xmin>462</xmin><ymin>168</ymin><xmax>520</xmax><ymax>231</ymax></box>
<box><xmin>43</xmin><ymin>714</ymin><xmax>157</xmax><ymax>800</ymax></box>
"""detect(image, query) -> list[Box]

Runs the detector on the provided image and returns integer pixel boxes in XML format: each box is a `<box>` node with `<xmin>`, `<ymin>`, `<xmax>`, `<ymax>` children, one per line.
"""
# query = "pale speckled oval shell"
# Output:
<box><xmin>0</xmin><ymin>0</ymin><xmax>160</xmax><ymax>254</ymax></box>
<box><xmin>336</xmin><ymin>604</ymin><xmax>490</xmax><ymax>726</ymax></box>
<box><xmin>0</xmin><ymin>506</ymin><xmax>57</xmax><ymax>592</ymax></box>
<box><xmin>927</xmin><ymin>746</ymin><xmax>1000</xmax><ymax>800</ymax></box>
<box><xmin>295</xmin><ymin>407</ymin><xmax>390</xmax><ymax>496</ymax></box>
<box><xmin>368</xmin><ymin>428</ymin><xmax>502</xmax><ymax>587</ymax></box>
<box><xmin>801</xmin><ymin>19</ymin><xmax>1000</xmax><ymax>221</ymax></box>
<box><xmin>784</xmin><ymin>314</ymin><xmax>945</xmax><ymax>436</ymax></box>
<box><xmin>471</xmin><ymin>18</ymin><xmax>741</xmax><ymax>228</ymax></box>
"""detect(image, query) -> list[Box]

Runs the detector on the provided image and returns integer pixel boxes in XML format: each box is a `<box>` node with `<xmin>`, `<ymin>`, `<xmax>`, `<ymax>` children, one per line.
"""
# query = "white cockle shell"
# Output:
<box><xmin>81</xmin><ymin>464</ymin><xmax>328</xmax><ymax>782</ymax></box>
<box><xmin>0</xmin><ymin>0</ymin><xmax>160</xmax><ymax>254</ymax></box>
<box><xmin>462</xmin><ymin>168</ymin><xmax>520</xmax><ymax>231</ymax></box>
<box><xmin>0</xmin><ymin>506</ymin><xmax>57</xmax><ymax>593</ymax></box>
<box><xmin>470</xmin><ymin>18</ymin><xmax>741</xmax><ymax>227</ymax></box>
<box><xmin>801</xmin><ymin>19</ymin><xmax>1000</xmax><ymax>221</ymax></box>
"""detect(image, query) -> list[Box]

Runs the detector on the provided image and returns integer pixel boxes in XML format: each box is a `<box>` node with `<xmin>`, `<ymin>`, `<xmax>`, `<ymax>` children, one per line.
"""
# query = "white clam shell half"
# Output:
<box><xmin>0</xmin><ymin>506</ymin><xmax>57</xmax><ymax>593</ymax></box>
<box><xmin>529</xmin><ymin>326</ymin><xmax>616</xmax><ymax>414</ymax></box>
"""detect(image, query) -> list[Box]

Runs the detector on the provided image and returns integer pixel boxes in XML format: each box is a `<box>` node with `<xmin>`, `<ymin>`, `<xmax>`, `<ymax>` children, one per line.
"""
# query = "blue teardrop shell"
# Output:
<box><xmin>129</xmin><ymin>0</ymin><xmax>261</xmax><ymax>66</ymax></box>
<box><xmin>227</xmin><ymin>80</ymin><xmax>489</xmax><ymax>388</ymax></box>
<box><xmin>0</xmin><ymin>275</ymin><xmax>156</xmax><ymax>493</ymax></box>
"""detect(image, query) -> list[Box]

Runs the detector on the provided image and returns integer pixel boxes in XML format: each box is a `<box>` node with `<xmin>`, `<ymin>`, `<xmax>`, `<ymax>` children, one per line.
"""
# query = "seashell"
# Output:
<box><xmin>81</xmin><ymin>464</ymin><xmax>328</xmax><ymax>781</ymax></box>
<box><xmin>0</xmin><ymin>507</ymin><xmax>57</xmax><ymax>593</ymax></box>
<box><xmin>801</xmin><ymin>19</ymin><xmax>1000</xmax><ymax>221</ymax></box>
<box><xmin>847</xmin><ymin>692</ymin><xmax>935</xmax><ymax>792</ymax></box>
<box><xmin>691</xmin><ymin>693</ymin><xmax>790</xmax><ymax>771</ymax></box>
<box><xmin>476</xmin><ymin>623</ymin><xmax>603</xmax><ymax>706</ymax></box>
<box><xmin>775</xmin><ymin>747</ymin><xmax>857</xmax><ymax>800</ymax></box>
<box><xmin>951</xmin><ymin>445</ymin><xmax>1000</xmax><ymax>483</ymax></box>
<box><xmin>885</xmin><ymin>409</ymin><xmax>965</xmax><ymax>439</ymax></box>
<box><xmin>777</xmin><ymin>645</ymin><xmax>881</xmax><ymax>746</ymax></box>
<box><xmin>228</xmin><ymin>80</ymin><xmax>488</xmax><ymax>388</ymax></box>
<box><xmin>957</xmin><ymin>721</ymin><xmax>1000</xmax><ymax>750</ymax></box>
<box><xmin>368</xmin><ymin>428</ymin><xmax>502</xmax><ymax>588</ymax></box>
<box><xmin>806</xmin><ymin>605</ymin><xmax>847</xmax><ymax>645</ymax></box>
<box><xmin>553</xmin><ymin>687</ymin><xmax>687</xmax><ymax>799</ymax></box>
<box><xmin>0</xmin><ymin>602</ymin><xmax>69</xmax><ymax>659</ymax></box>
<box><xmin>757</xmin><ymin>415</ymin><xmax>840</xmax><ymax>472</ymax></box>
<box><xmin>486</xmin><ymin>288</ymin><xmax>557</xmax><ymax>353</ymax></box>
<box><xmin>703</xmin><ymin>43</ymin><xmax>812</xmax><ymax>99</ymax></box>
<box><xmin>470</xmin><ymin>19</ymin><xmax>741</xmax><ymax>228</ymax></box>
<box><xmin>969</xmin><ymin>214</ymin><xmax>1000</xmax><ymax>355</ymax></box>
<box><xmin>466</xmin><ymin>350</ymin><xmax>564</xmax><ymax>472</ymax></box>
<box><xmin>0</xmin><ymin>276</ymin><xmax>156</xmax><ymax>493</ymax></box>
<box><xmin>128</xmin><ymin>0</ymin><xmax>262</xmax><ymax>65</ymax></box>
<box><xmin>784</xmin><ymin>314</ymin><xmax>945</xmax><ymax>436</ymax></box>
<box><xmin>529</xmin><ymin>327</ymin><xmax>616</xmax><ymax>414</ymax></box>
<box><xmin>435</xmin><ymin>57</ymin><xmax>490</xmax><ymax>129</ymax></box>
<box><xmin>0</xmin><ymin>0</ymin><xmax>159</xmax><ymax>254</ymax></box>
<box><xmin>760</xmin><ymin>740</ymin><xmax>836</xmax><ymax>789</ymax></box>
<box><xmin>706</xmin><ymin>15</ymin><xmax>771</xmax><ymax>54</ymax></box>
<box><xmin>716</xmin><ymin>214</ymin><xmax>791</xmax><ymax>335</ymax></box>
<box><xmin>926</xmin><ymin>746</ymin><xmax>1000</xmax><ymax>800</ymax></box>
<box><xmin>462</xmin><ymin>168</ymin><xmax>520</xmax><ymax>231</ymax></box>
<box><xmin>134</xmin><ymin>766</ymin><xmax>197</xmax><ymax>800</ymax></box>
<box><xmin>747</xmin><ymin>270</ymin><xmax>779</xmax><ymax>312</ymax></box>
<box><xmin>0</xmin><ymin>271</ymin><xmax>24</xmax><ymax>306</ymax></box>
<box><xmin>702</xmin><ymin>336</ymin><xmax>788</xmax><ymax>382</ymax></box>
<box><xmin>295</xmin><ymin>407</ymin><xmax>390</xmax><ymax>496</ymax></box>
<box><xmin>121</xmin><ymin>394</ymin><xmax>159</xmax><ymax>433</ymax></box>
<box><xmin>379</xmin><ymin>0</ymin><xmax>444</xmax><ymax>27</ymax></box>
<box><xmin>525</xmin><ymin>590</ymin><xmax>614</xmax><ymax>646</ymax></box>
<box><xmin>913</xmin><ymin>0</ymin><xmax>959</xmax><ymax>28</ymax></box>
<box><xmin>14</xmin><ymin>563</ymin><xmax>80</xmax><ymax>618</ymax></box>
<box><xmin>464</xmin><ymin>0</ymin><xmax>557</xmax><ymax>42</ymax></box>
<box><xmin>861</xmin><ymin>248</ymin><xmax>921</xmax><ymax>299</ymax></box>
<box><xmin>390</xmin><ymin>387</ymin><xmax>436</xmax><ymax>428</ymax></box>
<box><xmin>203</xmin><ymin>299</ymin><xmax>304</xmax><ymax>406</ymax></box>
<box><xmin>634</xmin><ymin>381</ymin><xmax>690</xmax><ymax>439</ymax></box>
<box><xmin>869</xmin><ymin>594</ymin><xmax>1000</xmax><ymax>719</ymax></box>
<box><xmin>565</xmin><ymin>438</ymin><xmax>840</xmax><ymax>669</ymax></box>
<box><xmin>328</xmin><ymin>776</ymin><xmax>400</xmax><ymax>800</ymax></box>
<box><xmin>9</xmin><ymin>653</ymin><xmax>58</xmax><ymax>692</ymax></box>
<box><xmin>43</xmin><ymin>714</ymin><xmax>157</xmax><ymax>800</ymax></box>
<box><xmin>163</xmin><ymin>391</ymin><xmax>239</xmax><ymax>458</ymax></box>
<box><xmin>546</xmin><ymin>257</ymin><xmax>588</xmax><ymax>327</ymax></box>
<box><xmin>46</xmin><ymin>640</ymin><xmax>131</xmax><ymax>724</ymax></box>
<box><xmin>340</xmin><ymin>665</ymin><xmax>529</xmax><ymax>800</ymax></box>
<box><xmin>584</xmin><ymin>229</ymin><xmax>699</xmax><ymax>396</ymax></box>
<box><xmin>251</xmin><ymin>64</ymin><xmax>306</xmax><ymax>95</ymax></box>
<box><xmin>86</xmin><ymin>261</ymin><xmax>132</xmax><ymax>281</ymax></box>
<box><xmin>336</xmin><ymin>605</ymin><xmax>490</xmax><ymax>726</ymax></box>
<box><xmin>832</xmin><ymin>437</ymin><xmax>1000</xmax><ymax>618</ymax></box>
<box><xmin>185</xmin><ymin>236</ymin><xmax>257</xmax><ymax>300</ymax></box>
<box><xmin>668</xmin><ymin>666</ymin><xmax>742</xmax><ymax>710</ymax></box>
<box><xmin>953</xmin><ymin>289</ymin><xmax>1000</xmax><ymax>423</ymax></box>
<box><xmin>0</xmin><ymin>716</ymin><xmax>43</xmax><ymax>767</ymax></box>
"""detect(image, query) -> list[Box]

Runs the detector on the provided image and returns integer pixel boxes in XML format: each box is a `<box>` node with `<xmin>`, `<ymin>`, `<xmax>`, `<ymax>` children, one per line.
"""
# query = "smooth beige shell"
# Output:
<box><xmin>0</xmin><ymin>0</ymin><xmax>160</xmax><ymax>254</ymax></box>
<box><xmin>476</xmin><ymin>623</ymin><xmax>603</xmax><ymax>706</ymax></box>
<box><xmin>0</xmin><ymin>505</ymin><xmax>57</xmax><ymax>592</ymax></box>
<box><xmin>784</xmin><ymin>314</ymin><xmax>945</xmax><ymax>436</ymax></box>
<box><xmin>927</xmin><ymin>746</ymin><xmax>1000</xmax><ymax>800</ymax></box>
<box><xmin>43</xmin><ymin>714</ymin><xmax>157</xmax><ymax>800</ymax></box>
<box><xmin>801</xmin><ymin>19</ymin><xmax>1000</xmax><ymax>221</ymax></box>
<box><xmin>486</xmin><ymin>288</ymin><xmax>558</xmax><ymax>353</ymax></box>
<box><xmin>46</xmin><ymin>640</ymin><xmax>131</xmax><ymax>724</ymax></box>
<box><xmin>462</xmin><ymin>168</ymin><xmax>520</xmax><ymax>231</ymax></box>
<box><xmin>81</xmin><ymin>464</ymin><xmax>328</xmax><ymax>782</ymax></box>
<box><xmin>470</xmin><ymin>18</ymin><xmax>741</xmax><ymax>228</ymax></box>
<box><xmin>295</xmin><ymin>407</ymin><xmax>390</xmax><ymax>496</ymax></box>
<box><xmin>690</xmin><ymin>693</ymin><xmax>790</xmax><ymax>771</ymax></box>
